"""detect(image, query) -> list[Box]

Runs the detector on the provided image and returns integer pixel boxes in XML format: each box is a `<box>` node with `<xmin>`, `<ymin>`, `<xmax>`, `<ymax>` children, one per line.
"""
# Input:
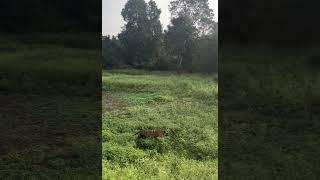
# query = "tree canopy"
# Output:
<box><xmin>118</xmin><ymin>0</ymin><xmax>163</xmax><ymax>69</ymax></box>
<box><xmin>102</xmin><ymin>0</ymin><xmax>218</xmax><ymax>73</ymax></box>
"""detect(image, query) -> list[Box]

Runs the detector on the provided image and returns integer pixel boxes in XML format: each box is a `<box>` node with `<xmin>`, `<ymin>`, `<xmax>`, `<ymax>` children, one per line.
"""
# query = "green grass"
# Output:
<box><xmin>102</xmin><ymin>70</ymin><xmax>218</xmax><ymax>179</ymax></box>
<box><xmin>0</xmin><ymin>35</ymin><xmax>100</xmax><ymax>94</ymax></box>
<box><xmin>0</xmin><ymin>37</ymin><xmax>101</xmax><ymax>179</ymax></box>
<box><xmin>220</xmin><ymin>46</ymin><xmax>320</xmax><ymax>179</ymax></box>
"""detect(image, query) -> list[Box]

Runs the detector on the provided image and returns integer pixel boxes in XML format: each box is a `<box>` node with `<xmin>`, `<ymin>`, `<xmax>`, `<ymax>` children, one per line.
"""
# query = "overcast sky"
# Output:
<box><xmin>103</xmin><ymin>0</ymin><xmax>218</xmax><ymax>36</ymax></box>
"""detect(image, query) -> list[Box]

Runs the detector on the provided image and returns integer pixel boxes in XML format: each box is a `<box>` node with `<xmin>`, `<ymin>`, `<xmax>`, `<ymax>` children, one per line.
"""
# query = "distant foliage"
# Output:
<box><xmin>102</xmin><ymin>36</ymin><xmax>125</xmax><ymax>69</ymax></box>
<box><xmin>102</xmin><ymin>0</ymin><xmax>217</xmax><ymax>73</ymax></box>
<box><xmin>169</xmin><ymin>0</ymin><xmax>215</xmax><ymax>36</ymax></box>
<box><xmin>118</xmin><ymin>0</ymin><xmax>163</xmax><ymax>69</ymax></box>
<box><xmin>165</xmin><ymin>16</ymin><xmax>197</xmax><ymax>71</ymax></box>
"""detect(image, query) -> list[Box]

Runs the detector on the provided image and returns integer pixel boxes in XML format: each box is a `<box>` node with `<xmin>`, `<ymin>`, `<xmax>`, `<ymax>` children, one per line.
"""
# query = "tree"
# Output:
<box><xmin>118</xmin><ymin>0</ymin><xmax>163</xmax><ymax>69</ymax></box>
<box><xmin>101</xmin><ymin>0</ymin><xmax>218</xmax><ymax>73</ymax></box>
<box><xmin>166</xmin><ymin>0</ymin><xmax>217</xmax><ymax>72</ymax></box>
<box><xmin>145</xmin><ymin>0</ymin><xmax>165</xmax><ymax>70</ymax></box>
<box><xmin>169</xmin><ymin>0</ymin><xmax>215</xmax><ymax>36</ymax></box>
<box><xmin>165</xmin><ymin>16</ymin><xmax>197</xmax><ymax>71</ymax></box>
<box><xmin>102</xmin><ymin>36</ymin><xmax>124</xmax><ymax>69</ymax></box>
<box><xmin>193</xmin><ymin>29</ymin><xmax>218</xmax><ymax>73</ymax></box>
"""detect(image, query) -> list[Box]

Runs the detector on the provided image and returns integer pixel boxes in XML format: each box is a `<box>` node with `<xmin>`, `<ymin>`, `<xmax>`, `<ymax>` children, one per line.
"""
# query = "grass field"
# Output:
<box><xmin>0</xmin><ymin>36</ymin><xmax>101</xmax><ymax>179</ymax></box>
<box><xmin>220</xmin><ymin>47</ymin><xmax>320</xmax><ymax>179</ymax></box>
<box><xmin>102</xmin><ymin>70</ymin><xmax>218</xmax><ymax>180</ymax></box>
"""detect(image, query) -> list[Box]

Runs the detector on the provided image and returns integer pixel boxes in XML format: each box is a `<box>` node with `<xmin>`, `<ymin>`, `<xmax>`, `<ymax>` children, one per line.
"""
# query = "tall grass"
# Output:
<box><xmin>102</xmin><ymin>70</ymin><xmax>218</xmax><ymax>179</ymax></box>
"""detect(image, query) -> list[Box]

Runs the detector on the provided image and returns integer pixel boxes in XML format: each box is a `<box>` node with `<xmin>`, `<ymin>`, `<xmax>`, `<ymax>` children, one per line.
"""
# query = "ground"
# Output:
<box><xmin>219</xmin><ymin>46</ymin><xmax>320</xmax><ymax>179</ymax></box>
<box><xmin>0</xmin><ymin>37</ymin><xmax>101</xmax><ymax>179</ymax></box>
<box><xmin>102</xmin><ymin>69</ymin><xmax>218</xmax><ymax>180</ymax></box>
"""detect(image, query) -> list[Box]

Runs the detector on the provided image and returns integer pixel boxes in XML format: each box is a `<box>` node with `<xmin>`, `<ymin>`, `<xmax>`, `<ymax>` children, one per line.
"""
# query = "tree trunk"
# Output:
<box><xmin>177</xmin><ymin>55</ymin><xmax>183</xmax><ymax>71</ymax></box>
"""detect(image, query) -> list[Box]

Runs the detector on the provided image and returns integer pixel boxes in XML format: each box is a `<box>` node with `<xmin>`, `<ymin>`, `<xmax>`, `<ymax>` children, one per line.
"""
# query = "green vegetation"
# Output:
<box><xmin>220</xmin><ymin>47</ymin><xmax>320</xmax><ymax>179</ymax></box>
<box><xmin>0</xmin><ymin>38</ymin><xmax>101</xmax><ymax>179</ymax></box>
<box><xmin>102</xmin><ymin>0</ymin><xmax>217</xmax><ymax>73</ymax></box>
<box><xmin>102</xmin><ymin>70</ymin><xmax>218</xmax><ymax>179</ymax></box>
<box><xmin>0</xmin><ymin>37</ymin><xmax>100</xmax><ymax>94</ymax></box>
<box><xmin>102</xmin><ymin>0</ymin><xmax>218</xmax><ymax>177</ymax></box>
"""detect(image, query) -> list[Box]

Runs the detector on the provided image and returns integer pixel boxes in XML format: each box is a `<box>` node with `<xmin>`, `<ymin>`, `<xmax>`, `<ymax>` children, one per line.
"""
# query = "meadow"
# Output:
<box><xmin>102</xmin><ymin>70</ymin><xmax>218</xmax><ymax>180</ymax></box>
<box><xmin>0</xmin><ymin>36</ymin><xmax>101</xmax><ymax>179</ymax></box>
<box><xmin>220</xmin><ymin>46</ymin><xmax>320</xmax><ymax>179</ymax></box>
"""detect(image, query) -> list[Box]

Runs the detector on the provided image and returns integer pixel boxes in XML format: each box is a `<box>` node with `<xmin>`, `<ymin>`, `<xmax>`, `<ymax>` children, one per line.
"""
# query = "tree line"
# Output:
<box><xmin>102</xmin><ymin>0</ymin><xmax>218</xmax><ymax>73</ymax></box>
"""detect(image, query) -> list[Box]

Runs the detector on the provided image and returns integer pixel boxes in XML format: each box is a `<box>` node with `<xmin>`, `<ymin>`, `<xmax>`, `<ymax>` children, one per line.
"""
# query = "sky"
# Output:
<box><xmin>103</xmin><ymin>0</ymin><xmax>218</xmax><ymax>36</ymax></box>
